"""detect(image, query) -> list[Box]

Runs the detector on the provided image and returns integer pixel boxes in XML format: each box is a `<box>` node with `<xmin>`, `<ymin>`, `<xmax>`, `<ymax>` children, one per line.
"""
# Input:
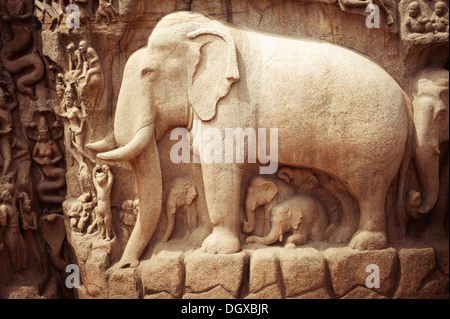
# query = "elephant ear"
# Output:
<box><xmin>187</xmin><ymin>27</ymin><xmax>240</xmax><ymax>121</ymax></box>
<box><xmin>262</xmin><ymin>181</ymin><xmax>279</xmax><ymax>204</ymax></box>
<box><xmin>288</xmin><ymin>207</ymin><xmax>302</xmax><ymax>230</ymax></box>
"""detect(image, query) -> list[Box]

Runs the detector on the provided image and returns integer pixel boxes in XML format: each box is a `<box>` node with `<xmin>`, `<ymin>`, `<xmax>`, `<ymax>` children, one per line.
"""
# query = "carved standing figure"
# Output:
<box><xmin>91</xmin><ymin>12</ymin><xmax>414</xmax><ymax>267</ymax></box>
<box><xmin>0</xmin><ymin>188</ymin><xmax>27</xmax><ymax>271</ymax></box>
<box><xmin>87</xmin><ymin>165</ymin><xmax>113</xmax><ymax>240</ymax></box>
<box><xmin>0</xmin><ymin>87</ymin><xmax>13</xmax><ymax>177</ymax></box>
<box><xmin>18</xmin><ymin>192</ymin><xmax>42</xmax><ymax>267</ymax></box>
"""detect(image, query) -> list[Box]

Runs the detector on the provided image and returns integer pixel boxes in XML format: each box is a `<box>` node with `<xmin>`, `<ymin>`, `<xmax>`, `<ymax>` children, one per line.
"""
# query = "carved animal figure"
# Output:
<box><xmin>246</xmin><ymin>194</ymin><xmax>335</xmax><ymax>248</ymax></box>
<box><xmin>0</xmin><ymin>0</ymin><xmax>45</xmax><ymax>100</ymax></box>
<box><xmin>91</xmin><ymin>12</ymin><xmax>413</xmax><ymax>267</ymax></box>
<box><xmin>242</xmin><ymin>175</ymin><xmax>296</xmax><ymax>236</ymax></box>
<box><xmin>410</xmin><ymin>66</ymin><xmax>449</xmax><ymax>236</ymax></box>
<box><xmin>162</xmin><ymin>176</ymin><xmax>198</xmax><ymax>243</ymax></box>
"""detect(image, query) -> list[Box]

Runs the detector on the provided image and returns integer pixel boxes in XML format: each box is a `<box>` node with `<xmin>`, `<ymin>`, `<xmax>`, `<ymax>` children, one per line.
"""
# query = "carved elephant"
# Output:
<box><xmin>242</xmin><ymin>175</ymin><xmax>296</xmax><ymax>235</ymax></box>
<box><xmin>162</xmin><ymin>176</ymin><xmax>198</xmax><ymax>243</ymax></box>
<box><xmin>411</xmin><ymin>66</ymin><xmax>449</xmax><ymax>215</ymax></box>
<box><xmin>90</xmin><ymin>11</ymin><xmax>413</xmax><ymax>267</ymax></box>
<box><xmin>246</xmin><ymin>194</ymin><xmax>335</xmax><ymax>248</ymax></box>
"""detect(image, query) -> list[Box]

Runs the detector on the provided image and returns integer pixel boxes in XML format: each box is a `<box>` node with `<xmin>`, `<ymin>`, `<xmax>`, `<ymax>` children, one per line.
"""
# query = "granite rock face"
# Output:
<box><xmin>0</xmin><ymin>0</ymin><xmax>448</xmax><ymax>299</ymax></box>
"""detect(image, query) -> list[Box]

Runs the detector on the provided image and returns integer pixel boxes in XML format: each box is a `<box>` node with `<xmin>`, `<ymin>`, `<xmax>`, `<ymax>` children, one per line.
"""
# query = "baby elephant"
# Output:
<box><xmin>246</xmin><ymin>194</ymin><xmax>335</xmax><ymax>249</ymax></box>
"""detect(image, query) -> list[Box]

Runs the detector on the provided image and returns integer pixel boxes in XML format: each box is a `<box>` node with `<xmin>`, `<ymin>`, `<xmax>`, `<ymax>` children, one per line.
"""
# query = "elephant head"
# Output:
<box><xmin>246</xmin><ymin>203</ymin><xmax>302</xmax><ymax>245</ymax></box>
<box><xmin>89</xmin><ymin>12</ymin><xmax>239</xmax><ymax>266</ymax></box>
<box><xmin>412</xmin><ymin>67</ymin><xmax>449</xmax><ymax>215</ymax></box>
<box><xmin>162</xmin><ymin>176</ymin><xmax>198</xmax><ymax>243</ymax></box>
<box><xmin>242</xmin><ymin>176</ymin><xmax>279</xmax><ymax>234</ymax></box>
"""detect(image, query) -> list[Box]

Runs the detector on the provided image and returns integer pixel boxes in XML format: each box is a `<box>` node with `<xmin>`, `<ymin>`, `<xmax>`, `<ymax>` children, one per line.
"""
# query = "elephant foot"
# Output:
<box><xmin>201</xmin><ymin>227</ymin><xmax>240</xmax><ymax>254</ymax></box>
<box><xmin>349</xmin><ymin>230</ymin><xmax>387</xmax><ymax>250</ymax></box>
<box><xmin>116</xmin><ymin>257</ymin><xmax>140</xmax><ymax>269</ymax></box>
<box><xmin>328</xmin><ymin>225</ymin><xmax>355</xmax><ymax>243</ymax></box>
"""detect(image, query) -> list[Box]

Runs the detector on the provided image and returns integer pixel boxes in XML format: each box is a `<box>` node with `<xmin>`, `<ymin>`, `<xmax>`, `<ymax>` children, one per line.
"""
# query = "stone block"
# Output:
<box><xmin>394</xmin><ymin>248</ymin><xmax>436</xmax><ymax>299</ymax></box>
<box><xmin>279</xmin><ymin>248</ymin><xmax>327</xmax><ymax>298</ymax></box>
<box><xmin>324</xmin><ymin>247</ymin><xmax>397</xmax><ymax>298</ymax></box>
<box><xmin>141</xmin><ymin>250</ymin><xmax>185</xmax><ymax>299</ymax></box>
<box><xmin>184</xmin><ymin>250</ymin><xmax>247</xmax><ymax>298</ymax></box>
<box><xmin>108</xmin><ymin>268</ymin><xmax>140</xmax><ymax>299</ymax></box>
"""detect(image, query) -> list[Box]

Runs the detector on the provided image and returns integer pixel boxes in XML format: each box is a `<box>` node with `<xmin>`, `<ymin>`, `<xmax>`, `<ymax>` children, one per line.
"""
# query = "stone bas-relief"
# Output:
<box><xmin>0</xmin><ymin>0</ymin><xmax>448</xmax><ymax>299</ymax></box>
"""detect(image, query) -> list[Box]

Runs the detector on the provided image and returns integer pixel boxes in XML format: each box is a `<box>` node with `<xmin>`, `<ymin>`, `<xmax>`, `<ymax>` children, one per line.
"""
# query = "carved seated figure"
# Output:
<box><xmin>95</xmin><ymin>0</ymin><xmax>118</xmax><ymax>24</ymax></box>
<box><xmin>431</xmin><ymin>1</ymin><xmax>449</xmax><ymax>33</ymax></box>
<box><xmin>405</xmin><ymin>1</ymin><xmax>433</xmax><ymax>35</ymax></box>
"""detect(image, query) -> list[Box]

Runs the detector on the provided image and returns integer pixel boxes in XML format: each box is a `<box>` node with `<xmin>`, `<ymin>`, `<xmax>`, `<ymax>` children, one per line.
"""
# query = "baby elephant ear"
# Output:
<box><xmin>187</xmin><ymin>27</ymin><xmax>240</xmax><ymax>121</ymax></box>
<box><xmin>288</xmin><ymin>207</ymin><xmax>302</xmax><ymax>230</ymax></box>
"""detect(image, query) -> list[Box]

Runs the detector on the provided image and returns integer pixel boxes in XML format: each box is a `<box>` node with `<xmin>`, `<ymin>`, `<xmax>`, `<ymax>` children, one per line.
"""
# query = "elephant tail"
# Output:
<box><xmin>395</xmin><ymin>92</ymin><xmax>414</xmax><ymax>227</ymax></box>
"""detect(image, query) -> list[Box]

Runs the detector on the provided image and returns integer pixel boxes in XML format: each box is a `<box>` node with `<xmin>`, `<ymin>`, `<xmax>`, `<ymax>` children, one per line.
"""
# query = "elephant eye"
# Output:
<box><xmin>141</xmin><ymin>68</ymin><xmax>155</xmax><ymax>77</ymax></box>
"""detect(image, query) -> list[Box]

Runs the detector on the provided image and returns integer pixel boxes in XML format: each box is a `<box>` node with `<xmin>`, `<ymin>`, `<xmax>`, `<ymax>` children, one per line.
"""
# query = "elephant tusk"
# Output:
<box><xmin>97</xmin><ymin>124</ymin><xmax>154</xmax><ymax>162</ymax></box>
<box><xmin>86</xmin><ymin>131</ymin><xmax>117</xmax><ymax>152</ymax></box>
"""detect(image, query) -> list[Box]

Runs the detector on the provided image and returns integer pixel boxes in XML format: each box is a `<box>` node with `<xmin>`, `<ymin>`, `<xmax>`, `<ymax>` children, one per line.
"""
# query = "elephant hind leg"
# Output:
<box><xmin>349</xmin><ymin>188</ymin><xmax>388</xmax><ymax>250</ymax></box>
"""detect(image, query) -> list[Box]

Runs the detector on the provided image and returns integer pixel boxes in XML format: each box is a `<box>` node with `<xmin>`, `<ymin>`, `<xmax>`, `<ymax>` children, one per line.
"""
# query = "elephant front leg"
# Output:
<box><xmin>201</xmin><ymin>163</ymin><xmax>243</xmax><ymax>254</ymax></box>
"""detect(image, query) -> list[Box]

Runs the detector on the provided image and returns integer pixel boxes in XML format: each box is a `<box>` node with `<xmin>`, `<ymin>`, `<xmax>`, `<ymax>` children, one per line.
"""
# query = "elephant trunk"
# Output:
<box><xmin>260</xmin><ymin>224</ymin><xmax>283</xmax><ymax>245</ymax></box>
<box><xmin>243</xmin><ymin>201</ymin><xmax>256</xmax><ymax>234</ymax></box>
<box><xmin>162</xmin><ymin>199</ymin><xmax>177</xmax><ymax>243</ymax></box>
<box><xmin>413</xmin><ymin>102</ymin><xmax>440</xmax><ymax>214</ymax></box>
<box><xmin>246</xmin><ymin>223</ymin><xmax>283</xmax><ymax>246</ymax></box>
<box><xmin>118</xmin><ymin>136</ymin><xmax>162</xmax><ymax>268</ymax></box>
<box><xmin>415</xmin><ymin>143</ymin><xmax>440</xmax><ymax>214</ymax></box>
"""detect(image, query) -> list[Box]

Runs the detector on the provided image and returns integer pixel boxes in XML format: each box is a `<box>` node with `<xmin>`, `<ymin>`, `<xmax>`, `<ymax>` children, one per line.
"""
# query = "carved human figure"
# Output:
<box><xmin>0</xmin><ymin>188</ymin><xmax>27</xmax><ymax>271</ymax></box>
<box><xmin>162</xmin><ymin>177</ymin><xmax>198</xmax><ymax>243</ymax></box>
<box><xmin>405</xmin><ymin>1</ymin><xmax>433</xmax><ymax>34</ymax></box>
<box><xmin>0</xmin><ymin>87</ymin><xmax>13</xmax><ymax>177</ymax></box>
<box><xmin>29</xmin><ymin>110</ymin><xmax>66</xmax><ymax>205</ymax></box>
<box><xmin>95</xmin><ymin>0</ymin><xmax>118</xmax><ymax>24</ymax></box>
<box><xmin>77</xmin><ymin>40</ymin><xmax>103</xmax><ymax>113</ymax></box>
<box><xmin>57</xmin><ymin>86</ymin><xmax>94</xmax><ymax>165</ymax></box>
<box><xmin>87</xmin><ymin>165</ymin><xmax>113</xmax><ymax>240</ymax></box>
<box><xmin>431</xmin><ymin>1</ymin><xmax>449</xmax><ymax>33</ymax></box>
<box><xmin>18</xmin><ymin>192</ymin><xmax>42</xmax><ymax>267</ymax></box>
<box><xmin>246</xmin><ymin>194</ymin><xmax>336</xmax><ymax>248</ymax></box>
<box><xmin>66</xmin><ymin>43</ymin><xmax>83</xmax><ymax>81</ymax></box>
<box><xmin>55</xmin><ymin>73</ymin><xmax>66</xmax><ymax>101</ymax></box>
<box><xmin>119</xmin><ymin>199</ymin><xmax>138</xmax><ymax>242</ymax></box>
